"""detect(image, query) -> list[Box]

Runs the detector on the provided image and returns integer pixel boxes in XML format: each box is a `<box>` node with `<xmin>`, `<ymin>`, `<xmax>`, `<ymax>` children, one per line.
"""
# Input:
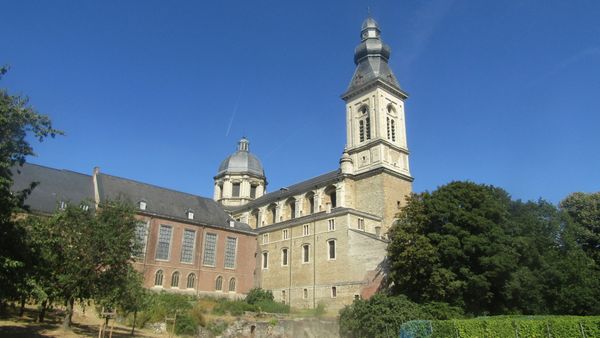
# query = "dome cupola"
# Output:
<box><xmin>216</xmin><ymin>137</ymin><xmax>265</xmax><ymax>179</ymax></box>
<box><xmin>214</xmin><ymin>137</ymin><xmax>267</xmax><ymax>207</ymax></box>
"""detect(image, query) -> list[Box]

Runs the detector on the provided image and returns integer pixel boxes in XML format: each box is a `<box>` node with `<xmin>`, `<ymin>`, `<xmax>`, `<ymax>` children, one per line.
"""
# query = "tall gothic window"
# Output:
<box><xmin>203</xmin><ymin>233</ymin><xmax>217</xmax><ymax>266</ymax></box>
<box><xmin>224</xmin><ymin>237</ymin><xmax>237</xmax><ymax>269</ymax></box>
<box><xmin>365</xmin><ymin>117</ymin><xmax>371</xmax><ymax>140</ymax></box>
<box><xmin>155</xmin><ymin>225</ymin><xmax>172</xmax><ymax>261</ymax></box>
<box><xmin>215</xmin><ymin>276</ymin><xmax>223</xmax><ymax>290</ymax></box>
<box><xmin>187</xmin><ymin>273</ymin><xmax>196</xmax><ymax>289</ymax></box>
<box><xmin>229</xmin><ymin>278</ymin><xmax>236</xmax><ymax>292</ymax></box>
<box><xmin>391</xmin><ymin>119</ymin><xmax>396</xmax><ymax>141</ymax></box>
<box><xmin>359</xmin><ymin>120</ymin><xmax>365</xmax><ymax>142</ymax></box>
<box><xmin>154</xmin><ymin>270</ymin><xmax>163</xmax><ymax>286</ymax></box>
<box><xmin>171</xmin><ymin>271</ymin><xmax>180</xmax><ymax>288</ymax></box>
<box><xmin>387</xmin><ymin>116</ymin><xmax>391</xmax><ymax>140</ymax></box>
<box><xmin>180</xmin><ymin>229</ymin><xmax>196</xmax><ymax>263</ymax></box>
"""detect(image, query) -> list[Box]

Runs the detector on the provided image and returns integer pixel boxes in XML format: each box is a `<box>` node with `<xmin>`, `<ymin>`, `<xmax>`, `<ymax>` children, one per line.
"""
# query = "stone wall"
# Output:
<box><xmin>212</xmin><ymin>318</ymin><xmax>340</xmax><ymax>338</ymax></box>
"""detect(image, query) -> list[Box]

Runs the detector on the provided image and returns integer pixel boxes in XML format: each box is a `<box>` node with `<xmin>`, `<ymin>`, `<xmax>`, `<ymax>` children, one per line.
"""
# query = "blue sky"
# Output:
<box><xmin>2</xmin><ymin>0</ymin><xmax>599</xmax><ymax>204</ymax></box>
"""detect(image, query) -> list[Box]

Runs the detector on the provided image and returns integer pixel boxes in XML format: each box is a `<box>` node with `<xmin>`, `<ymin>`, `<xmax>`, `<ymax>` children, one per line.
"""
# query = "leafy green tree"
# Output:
<box><xmin>560</xmin><ymin>192</ymin><xmax>600</xmax><ymax>266</ymax></box>
<box><xmin>0</xmin><ymin>66</ymin><xmax>61</xmax><ymax>306</ymax></box>
<box><xmin>387</xmin><ymin>181</ymin><xmax>517</xmax><ymax>315</ymax></box>
<box><xmin>28</xmin><ymin>200</ymin><xmax>139</xmax><ymax>328</ymax></box>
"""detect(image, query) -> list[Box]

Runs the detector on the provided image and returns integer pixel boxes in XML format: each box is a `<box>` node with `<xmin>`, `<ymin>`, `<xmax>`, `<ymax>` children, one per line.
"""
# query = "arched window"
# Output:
<box><xmin>327</xmin><ymin>239</ymin><xmax>336</xmax><ymax>260</ymax></box>
<box><xmin>324</xmin><ymin>185</ymin><xmax>337</xmax><ymax>209</ymax></box>
<box><xmin>267</xmin><ymin>204</ymin><xmax>277</xmax><ymax>225</ymax></box>
<box><xmin>228</xmin><ymin>278</ymin><xmax>236</xmax><ymax>292</ymax></box>
<box><xmin>305</xmin><ymin>192</ymin><xmax>315</xmax><ymax>214</ymax></box>
<box><xmin>171</xmin><ymin>271</ymin><xmax>180</xmax><ymax>288</ymax></box>
<box><xmin>187</xmin><ymin>273</ymin><xmax>196</xmax><ymax>289</ymax></box>
<box><xmin>302</xmin><ymin>244</ymin><xmax>310</xmax><ymax>263</ymax></box>
<box><xmin>358</xmin><ymin>105</ymin><xmax>370</xmax><ymax>142</ymax></box>
<box><xmin>281</xmin><ymin>248</ymin><xmax>289</xmax><ymax>266</ymax></box>
<box><xmin>250</xmin><ymin>209</ymin><xmax>260</xmax><ymax>228</ymax></box>
<box><xmin>154</xmin><ymin>270</ymin><xmax>163</xmax><ymax>286</ymax></box>
<box><xmin>215</xmin><ymin>276</ymin><xmax>223</xmax><ymax>291</ymax></box>
<box><xmin>285</xmin><ymin>197</ymin><xmax>296</xmax><ymax>220</ymax></box>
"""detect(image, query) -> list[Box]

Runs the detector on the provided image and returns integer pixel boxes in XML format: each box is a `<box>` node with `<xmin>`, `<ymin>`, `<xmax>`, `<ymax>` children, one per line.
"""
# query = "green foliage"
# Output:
<box><xmin>254</xmin><ymin>299</ymin><xmax>290</xmax><ymax>314</ymax></box>
<box><xmin>560</xmin><ymin>192</ymin><xmax>600</xmax><ymax>266</ymax></box>
<box><xmin>207</xmin><ymin>320</ymin><xmax>228</xmax><ymax>335</ymax></box>
<box><xmin>0</xmin><ymin>66</ymin><xmax>62</xmax><ymax>304</ymax></box>
<box><xmin>339</xmin><ymin>294</ymin><xmax>430</xmax><ymax>338</ymax></box>
<box><xmin>144</xmin><ymin>292</ymin><xmax>195</xmax><ymax>322</ymax></box>
<box><xmin>428</xmin><ymin>316</ymin><xmax>600</xmax><ymax>338</ymax></box>
<box><xmin>212</xmin><ymin>299</ymin><xmax>254</xmax><ymax>316</ymax></box>
<box><xmin>313</xmin><ymin>301</ymin><xmax>326</xmax><ymax>317</ymax></box>
<box><xmin>245</xmin><ymin>287</ymin><xmax>274</xmax><ymax>305</ymax></box>
<box><xmin>387</xmin><ymin>181</ymin><xmax>600</xmax><ymax>316</ymax></box>
<box><xmin>420</xmin><ymin>302</ymin><xmax>464</xmax><ymax>320</ymax></box>
<box><xmin>174</xmin><ymin>313</ymin><xmax>198</xmax><ymax>336</ymax></box>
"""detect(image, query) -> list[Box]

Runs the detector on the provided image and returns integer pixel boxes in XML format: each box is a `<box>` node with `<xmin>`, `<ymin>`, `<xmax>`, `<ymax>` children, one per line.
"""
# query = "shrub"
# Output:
<box><xmin>207</xmin><ymin>320</ymin><xmax>228</xmax><ymax>336</ymax></box>
<box><xmin>213</xmin><ymin>299</ymin><xmax>255</xmax><ymax>316</ymax></box>
<box><xmin>254</xmin><ymin>300</ymin><xmax>290</xmax><ymax>314</ymax></box>
<box><xmin>175</xmin><ymin>314</ymin><xmax>198</xmax><ymax>336</ymax></box>
<box><xmin>339</xmin><ymin>294</ymin><xmax>430</xmax><ymax>338</ymax></box>
<box><xmin>421</xmin><ymin>302</ymin><xmax>464</xmax><ymax>320</ymax></box>
<box><xmin>245</xmin><ymin>288</ymin><xmax>274</xmax><ymax>305</ymax></box>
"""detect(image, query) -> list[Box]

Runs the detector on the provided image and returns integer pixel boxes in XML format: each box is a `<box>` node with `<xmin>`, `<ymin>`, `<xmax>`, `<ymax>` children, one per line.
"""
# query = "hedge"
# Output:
<box><xmin>426</xmin><ymin>316</ymin><xmax>600</xmax><ymax>338</ymax></box>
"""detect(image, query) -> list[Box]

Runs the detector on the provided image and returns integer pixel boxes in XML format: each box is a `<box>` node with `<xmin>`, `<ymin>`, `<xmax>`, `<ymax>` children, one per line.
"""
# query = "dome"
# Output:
<box><xmin>216</xmin><ymin>138</ymin><xmax>265</xmax><ymax>178</ymax></box>
<box><xmin>361</xmin><ymin>17</ymin><xmax>379</xmax><ymax>30</ymax></box>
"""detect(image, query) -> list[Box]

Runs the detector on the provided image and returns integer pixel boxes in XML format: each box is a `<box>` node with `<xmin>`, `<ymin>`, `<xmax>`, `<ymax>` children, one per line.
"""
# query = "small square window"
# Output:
<box><xmin>331</xmin><ymin>286</ymin><xmax>337</xmax><ymax>298</ymax></box>
<box><xmin>357</xmin><ymin>218</ymin><xmax>365</xmax><ymax>231</ymax></box>
<box><xmin>328</xmin><ymin>219</ymin><xmax>335</xmax><ymax>231</ymax></box>
<box><xmin>303</xmin><ymin>288</ymin><xmax>308</xmax><ymax>299</ymax></box>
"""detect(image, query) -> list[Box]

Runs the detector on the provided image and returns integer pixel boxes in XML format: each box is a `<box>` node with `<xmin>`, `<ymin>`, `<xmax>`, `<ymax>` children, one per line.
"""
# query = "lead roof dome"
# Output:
<box><xmin>216</xmin><ymin>138</ymin><xmax>265</xmax><ymax>178</ymax></box>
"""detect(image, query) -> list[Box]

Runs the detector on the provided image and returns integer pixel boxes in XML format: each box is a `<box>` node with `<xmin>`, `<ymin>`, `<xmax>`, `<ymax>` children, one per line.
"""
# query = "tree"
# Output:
<box><xmin>27</xmin><ymin>200</ymin><xmax>139</xmax><ymax>328</ymax></box>
<box><xmin>560</xmin><ymin>192</ymin><xmax>600</xmax><ymax>266</ymax></box>
<box><xmin>0</xmin><ymin>66</ymin><xmax>62</xmax><ymax>305</ymax></box>
<box><xmin>387</xmin><ymin>181</ymin><xmax>517</xmax><ymax>315</ymax></box>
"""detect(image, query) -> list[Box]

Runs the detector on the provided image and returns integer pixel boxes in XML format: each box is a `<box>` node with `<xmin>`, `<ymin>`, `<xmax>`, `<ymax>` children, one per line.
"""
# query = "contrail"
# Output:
<box><xmin>225</xmin><ymin>84</ymin><xmax>245</xmax><ymax>137</ymax></box>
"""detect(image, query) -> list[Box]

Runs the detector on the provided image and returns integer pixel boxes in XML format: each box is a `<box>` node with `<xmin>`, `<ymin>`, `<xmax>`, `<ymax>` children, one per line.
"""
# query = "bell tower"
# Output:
<box><xmin>341</xmin><ymin>17</ymin><xmax>411</xmax><ymax>179</ymax></box>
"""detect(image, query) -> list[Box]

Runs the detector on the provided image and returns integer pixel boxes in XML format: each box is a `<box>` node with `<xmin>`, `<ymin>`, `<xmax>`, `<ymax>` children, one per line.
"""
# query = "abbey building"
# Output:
<box><xmin>11</xmin><ymin>17</ymin><xmax>412</xmax><ymax>312</ymax></box>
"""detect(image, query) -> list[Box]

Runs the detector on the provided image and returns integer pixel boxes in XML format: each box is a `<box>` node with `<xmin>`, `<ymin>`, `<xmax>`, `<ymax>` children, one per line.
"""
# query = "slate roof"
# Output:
<box><xmin>228</xmin><ymin>169</ymin><xmax>342</xmax><ymax>213</ymax></box>
<box><xmin>11</xmin><ymin>163</ymin><xmax>94</xmax><ymax>214</ymax></box>
<box><xmin>11</xmin><ymin>163</ymin><xmax>254</xmax><ymax>234</ymax></box>
<box><xmin>345</xmin><ymin>17</ymin><xmax>403</xmax><ymax>96</ymax></box>
<box><xmin>96</xmin><ymin>173</ymin><xmax>254</xmax><ymax>233</ymax></box>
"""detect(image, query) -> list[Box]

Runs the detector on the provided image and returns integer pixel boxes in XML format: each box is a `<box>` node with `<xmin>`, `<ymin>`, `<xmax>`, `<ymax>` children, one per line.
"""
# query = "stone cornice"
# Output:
<box><xmin>347</xmin><ymin>138</ymin><xmax>409</xmax><ymax>155</ymax></box>
<box><xmin>341</xmin><ymin>78</ymin><xmax>409</xmax><ymax>101</ymax></box>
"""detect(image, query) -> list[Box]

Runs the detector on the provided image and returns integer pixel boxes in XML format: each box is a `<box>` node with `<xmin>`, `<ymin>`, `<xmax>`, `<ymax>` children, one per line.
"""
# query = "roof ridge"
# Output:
<box><xmin>98</xmin><ymin>172</ymin><xmax>213</xmax><ymax>202</ymax></box>
<box><xmin>19</xmin><ymin>162</ymin><xmax>92</xmax><ymax>177</ymax></box>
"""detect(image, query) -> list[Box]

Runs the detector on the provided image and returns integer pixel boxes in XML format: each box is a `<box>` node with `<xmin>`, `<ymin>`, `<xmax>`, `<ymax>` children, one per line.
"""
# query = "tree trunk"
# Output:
<box><xmin>37</xmin><ymin>300</ymin><xmax>48</xmax><ymax>323</ymax></box>
<box><xmin>62</xmin><ymin>298</ymin><xmax>74</xmax><ymax>329</ymax></box>
<box><xmin>18</xmin><ymin>295</ymin><xmax>26</xmax><ymax>317</ymax></box>
<box><xmin>131</xmin><ymin>310</ymin><xmax>137</xmax><ymax>336</ymax></box>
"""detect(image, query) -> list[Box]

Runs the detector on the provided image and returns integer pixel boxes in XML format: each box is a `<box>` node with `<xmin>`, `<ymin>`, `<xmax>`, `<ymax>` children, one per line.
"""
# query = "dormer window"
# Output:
<box><xmin>186</xmin><ymin>210</ymin><xmax>194</xmax><ymax>220</ymax></box>
<box><xmin>59</xmin><ymin>201</ymin><xmax>67</xmax><ymax>210</ymax></box>
<box><xmin>139</xmin><ymin>201</ymin><xmax>147</xmax><ymax>210</ymax></box>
